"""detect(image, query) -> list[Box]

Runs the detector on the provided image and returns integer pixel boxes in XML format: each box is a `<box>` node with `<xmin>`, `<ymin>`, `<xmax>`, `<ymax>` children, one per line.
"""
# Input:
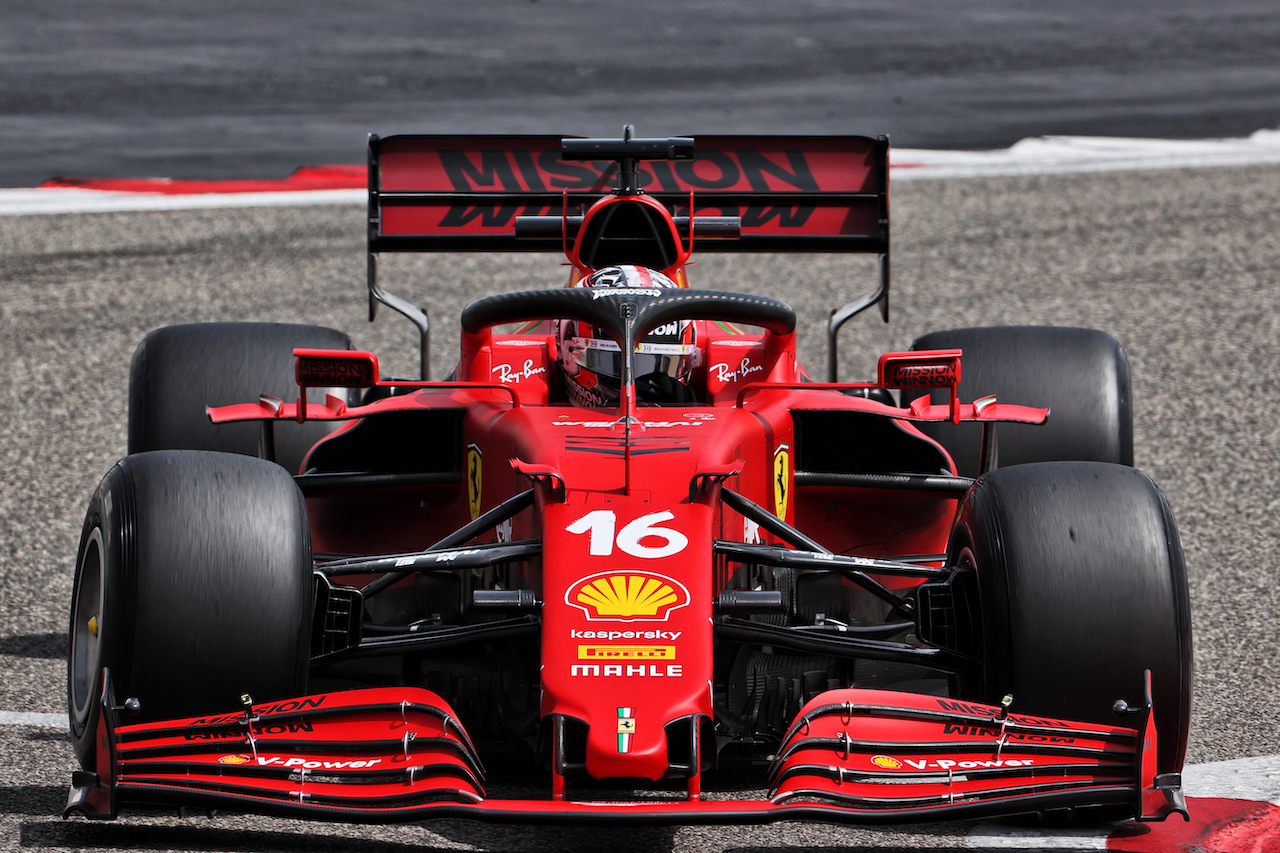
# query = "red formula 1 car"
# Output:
<box><xmin>66</xmin><ymin>130</ymin><xmax>1192</xmax><ymax>826</ymax></box>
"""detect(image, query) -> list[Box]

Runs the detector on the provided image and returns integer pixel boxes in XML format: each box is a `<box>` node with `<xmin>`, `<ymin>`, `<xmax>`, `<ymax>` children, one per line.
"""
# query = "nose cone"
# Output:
<box><xmin>540</xmin><ymin>502</ymin><xmax>714</xmax><ymax>782</ymax></box>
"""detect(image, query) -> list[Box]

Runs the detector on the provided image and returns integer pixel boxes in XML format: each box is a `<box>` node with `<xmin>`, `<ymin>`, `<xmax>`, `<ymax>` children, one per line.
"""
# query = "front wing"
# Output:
<box><xmin>67</xmin><ymin>676</ymin><xmax>1187</xmax><ymax>825</ymax></box>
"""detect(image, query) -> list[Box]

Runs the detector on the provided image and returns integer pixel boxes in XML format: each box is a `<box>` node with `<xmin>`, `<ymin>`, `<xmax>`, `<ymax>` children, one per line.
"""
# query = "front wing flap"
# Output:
<box><xmin>67</xmin><ymin>680</ymin><xmax>1185</xmax><ymax>825</ymax></box>
<box><xmin>768</xmin><ymin>685</ymin><xmax>1187</xmax><ymax>823</ymax></box>
<box><xmin>67</xmin><ymin>685</ymin><xmax>485</xmax><ymax>821</ymax></box>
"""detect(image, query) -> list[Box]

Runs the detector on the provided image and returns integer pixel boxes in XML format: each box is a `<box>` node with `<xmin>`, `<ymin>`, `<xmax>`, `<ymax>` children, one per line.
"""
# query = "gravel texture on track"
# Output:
<box><xmin>1</xmin><ymin>163</ymin><xmax>1278</xmax><ymax>850</ymax></box>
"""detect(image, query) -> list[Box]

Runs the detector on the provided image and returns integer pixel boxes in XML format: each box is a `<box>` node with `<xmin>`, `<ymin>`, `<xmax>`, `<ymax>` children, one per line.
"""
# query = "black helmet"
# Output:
<box><xmin>556</xmin><ymin>265</ymin><xmax>700</xmax><ymax>406</ymax></box>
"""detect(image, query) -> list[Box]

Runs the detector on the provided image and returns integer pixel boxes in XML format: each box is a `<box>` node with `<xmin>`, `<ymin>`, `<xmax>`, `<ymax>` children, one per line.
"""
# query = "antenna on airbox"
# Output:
<box><xmin>561</xmin><ymin>127</ymin><xmax>695</xmax><ymax>195</ymax></box>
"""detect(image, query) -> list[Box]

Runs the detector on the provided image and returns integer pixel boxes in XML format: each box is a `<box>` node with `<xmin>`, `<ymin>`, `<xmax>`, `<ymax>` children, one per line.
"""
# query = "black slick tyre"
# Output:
<box><xmin>68</xmin><ymin>450</ymin><xmax>312</xmax><ymax>770</ymax></box>
<box><xmin>909</xmin><ymin>326</ymin><xmax>1132</xmax><ymax>478</ymax></box>
<box><xmin>950</xmin><ymin>461</ymin><xmax>1192</xmax><ymax>775</ymax></box>
<box><xmin>128</xmin><ymin>322</ymin><xmax>355</xmax><ymax>474</ymax></box>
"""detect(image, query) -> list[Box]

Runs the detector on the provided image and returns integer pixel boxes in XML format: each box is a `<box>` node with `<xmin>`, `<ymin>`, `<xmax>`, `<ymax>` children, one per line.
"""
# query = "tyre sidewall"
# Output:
<box><xmin>68</xmin><ymin>463</ymin><xmax>138</xmax><ymax>768</ymax></box>
<box><xmin>952</xmin><ymin>461</ymin><xmax>1192</xmax><ymax>772</ymax></box>
<box><xmin>68</xmin><ymin>451</ymin><xmax>312</xmax><ymax>770</ymax></box>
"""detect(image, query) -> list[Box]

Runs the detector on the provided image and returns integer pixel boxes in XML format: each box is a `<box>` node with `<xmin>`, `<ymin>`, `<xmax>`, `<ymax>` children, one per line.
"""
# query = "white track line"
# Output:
<box><xmin>0</xmin><ymin>187</ymin><xmax>364</xmax><ymax>216</ymax></box>
<box><xmin>2</xmin><ymin>130</ymin><xmax>1280</xmax><ymax>216</ymax></box>
<box><xmin>893</xmin><ymin>128</ymin><xmax>1280</xmax><ymax>181</ymax></box>
<box><xmin>967</xmin><ymin>754</ymin><xmax>1280</xmax><ymax>848</ymax></box>
<box><xmin>966</xmin><ymin>827</ymin><xmax>1109</xmax><ymax>850</ymax></box>
<box><xmin>1182</xmin><ymin>754</ymin><xmax>1280</xmax><ymax>805</ymax></box>
<box><xmin>0</xmin><ymin>711</ymin><xmax>64</xmax><ymax>727</ymax></box>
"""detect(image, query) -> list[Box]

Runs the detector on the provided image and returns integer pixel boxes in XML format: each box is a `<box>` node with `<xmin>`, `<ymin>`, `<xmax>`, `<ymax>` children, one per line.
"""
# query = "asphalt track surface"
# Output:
<box><xmin>2</xmin><ymin>159</ymin><xmax>1280</xmax><ymax>850</ymax></box>
<box><xmin>5</xmin><ymin>0</ymin><xmax>1280</xmax><ymax>187</ymax></box>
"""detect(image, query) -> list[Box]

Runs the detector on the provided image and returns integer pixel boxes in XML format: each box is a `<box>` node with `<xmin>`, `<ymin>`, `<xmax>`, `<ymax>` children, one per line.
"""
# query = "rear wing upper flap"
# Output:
<box><xmin>368</xmin><ymin>134</ymin><xmax>889</xmax><ymax>254</ymax></box>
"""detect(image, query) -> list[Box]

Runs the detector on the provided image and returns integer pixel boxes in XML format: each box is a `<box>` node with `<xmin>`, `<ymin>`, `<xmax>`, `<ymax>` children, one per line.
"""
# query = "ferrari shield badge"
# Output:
<box><xmin>617</xmin><ymin>707</ymin><xmax>636</xmax><ymax>753</ymax></box>
<box><xmin>467</xmin><ymin>444</ymin><xmax>482</xmax><ymax>521</ymax></box>
<box><xmin>772</xmin><ymin>444</ymin><xmax>790</xmax><ymax>520</ymax></box>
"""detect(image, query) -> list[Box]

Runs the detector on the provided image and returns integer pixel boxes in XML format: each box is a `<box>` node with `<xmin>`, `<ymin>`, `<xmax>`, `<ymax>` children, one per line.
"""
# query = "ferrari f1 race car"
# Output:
<box><xmin>66</xmin><ymin>130</ymin><xmax>1192</xmax><ymax>826</ymax></box>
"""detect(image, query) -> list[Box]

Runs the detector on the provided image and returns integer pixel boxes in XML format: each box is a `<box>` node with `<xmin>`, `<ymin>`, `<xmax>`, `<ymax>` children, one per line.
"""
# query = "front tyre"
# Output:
<box><xmin>69</xmin><ymin>450</ymin><xmax>313</xmax><ymax>769</ymax></box>
<box><xmin>128</xmin><ymin>322</ymin><xmax>355</xmax><ymax>474</ymax></box>
<box><xmin>951</xmin><ymin>461</ymin><xmax>1192</xmax><ymax>774</ymax></box>
<box><xmin>910</xmin><ymin>326</ymin><xmax>1132</xmax><ymax>478</ymax></box>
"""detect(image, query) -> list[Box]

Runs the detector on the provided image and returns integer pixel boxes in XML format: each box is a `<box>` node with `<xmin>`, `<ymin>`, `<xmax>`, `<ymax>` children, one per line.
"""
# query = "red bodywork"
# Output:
<box><xmin>67</xmin><ymin>133</ymin><xmax>1186</xmax><ymax>826</ymax></box>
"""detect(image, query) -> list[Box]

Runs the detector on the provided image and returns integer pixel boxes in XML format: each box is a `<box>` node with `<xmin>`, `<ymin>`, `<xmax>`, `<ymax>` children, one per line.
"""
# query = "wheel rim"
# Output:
<box><xmin>70</xmin><ymin>527</ymin><xmax>105</xmax><ymax>727</ymax></box>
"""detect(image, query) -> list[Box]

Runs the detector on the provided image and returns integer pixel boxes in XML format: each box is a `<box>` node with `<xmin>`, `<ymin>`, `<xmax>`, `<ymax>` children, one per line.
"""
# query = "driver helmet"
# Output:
<box><xmin>556</xmin><ymin>265</ymin><xmax>700</xmax><ymax>406</ymax></box>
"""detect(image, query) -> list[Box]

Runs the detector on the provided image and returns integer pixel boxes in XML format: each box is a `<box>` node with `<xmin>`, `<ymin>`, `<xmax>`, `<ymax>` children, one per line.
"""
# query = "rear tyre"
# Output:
<box><xmin>68</xmin><ymin>450</ymin><xmax>312</xmax><ymax>770</ymax></box>
<box><xmin>909</xmin><ymin>326</ymin><xmax>1131</xmax><ymax>478</ymax></box>
<box><xmin>950</xmin><ymin>461</ymin><xmax>1192</xmax><ymax>774</ymax></box>
<box><xmin>128</xmin><ymin>322</ymin><xmax>355</xmax><ymax>473</ymax></box>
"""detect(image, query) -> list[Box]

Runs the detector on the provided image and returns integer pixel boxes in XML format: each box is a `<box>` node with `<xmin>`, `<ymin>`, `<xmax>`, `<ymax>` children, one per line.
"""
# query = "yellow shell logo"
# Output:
<box><xmin>871</xmin><ymin>755</ymin><xmax>902</xmax><ymax>769</ymax></box>
<box><xmin>219</xmin><ymin>754</ymin><xmax>252</xmax><ymax>765</ymax></box>
<box><xmin>566</xmin><ymin>571</ymin><xmax>690</xmax><ymax>622</ymax></box>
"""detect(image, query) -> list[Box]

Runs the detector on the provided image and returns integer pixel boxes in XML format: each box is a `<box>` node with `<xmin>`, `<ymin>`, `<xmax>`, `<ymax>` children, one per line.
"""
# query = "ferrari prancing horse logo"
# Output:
<box><xmin>773</xmin><ymin>444</ymin><xmax>790</xmax><ymax>521</ymax></box>
<box><xmin>467</xmin><ymin>444</ymin><xmax>482</xmax><ymax>521</ymax></box>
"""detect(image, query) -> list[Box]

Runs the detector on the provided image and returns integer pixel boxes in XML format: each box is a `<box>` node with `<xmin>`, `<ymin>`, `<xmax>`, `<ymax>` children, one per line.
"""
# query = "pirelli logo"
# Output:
<box><xmin>577</xmin><ymin>645</ymin><xmax>675</xmax><ymax>660</ymax></box>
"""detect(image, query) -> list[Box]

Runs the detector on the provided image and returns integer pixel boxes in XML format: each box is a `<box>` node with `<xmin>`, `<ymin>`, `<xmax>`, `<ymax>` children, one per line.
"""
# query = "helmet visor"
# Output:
<box><xmin>572</xmin><ymin>337</ymin><xmax>698</xmax><ymax>381</ymax></box>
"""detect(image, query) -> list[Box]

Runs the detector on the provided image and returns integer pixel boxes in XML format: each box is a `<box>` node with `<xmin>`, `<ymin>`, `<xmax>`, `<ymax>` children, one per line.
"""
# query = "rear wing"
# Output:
<box><xmin>368</xmin><ymin>134</ymin><xmax>887</xmax><ymax>253</ymax></box>
<box><xmin>366</xmin><ymin>133</ymin><xmax>890</xmax><ymax>379</ymax></box>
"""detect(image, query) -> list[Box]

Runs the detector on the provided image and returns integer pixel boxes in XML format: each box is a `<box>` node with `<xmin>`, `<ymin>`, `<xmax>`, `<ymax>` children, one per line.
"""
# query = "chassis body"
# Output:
<box><xmin>66</xmin><ymin>132</ymin><xmax>1189</xmax><ymax>826</ymax></box>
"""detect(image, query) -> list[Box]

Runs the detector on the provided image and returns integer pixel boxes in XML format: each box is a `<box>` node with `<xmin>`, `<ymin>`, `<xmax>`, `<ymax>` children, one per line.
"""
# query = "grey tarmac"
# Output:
<box><xmin>1</xmin><ymin>162</ymin><xmax>1278</xmax><ymax>849</ymax></box>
